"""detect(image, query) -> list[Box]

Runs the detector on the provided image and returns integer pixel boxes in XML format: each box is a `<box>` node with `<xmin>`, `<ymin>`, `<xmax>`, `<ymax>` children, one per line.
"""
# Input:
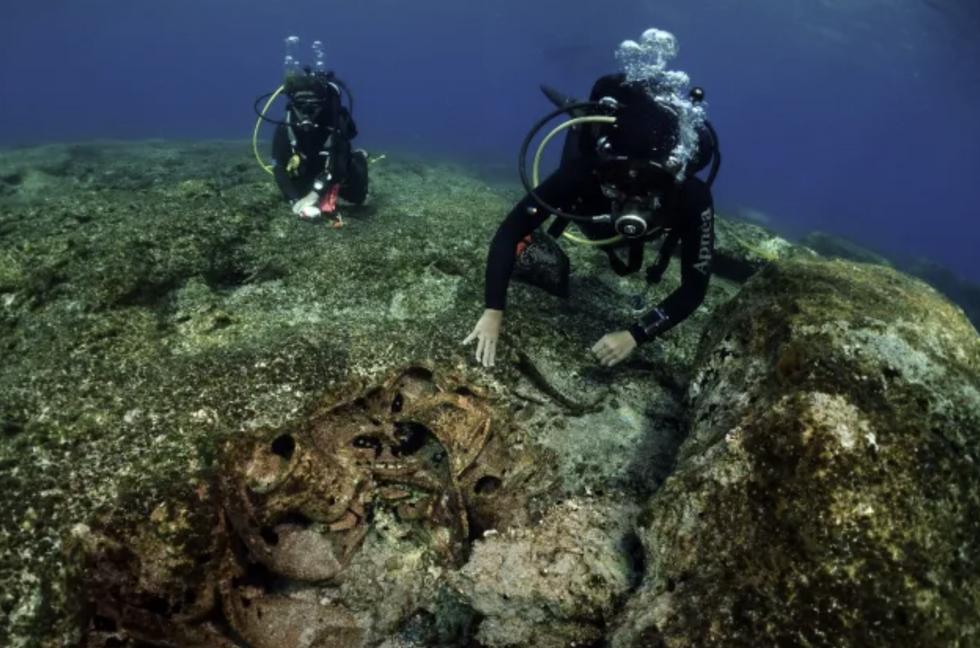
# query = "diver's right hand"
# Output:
<box><xmin>462</xmin><ymin>309</ymin><xmax>503</xmax><ymax>368</ymax></box>
<box><xmin>291</xmin><ymin>192</ymin><xmax>320</xmax><ymax>219</ymax></box>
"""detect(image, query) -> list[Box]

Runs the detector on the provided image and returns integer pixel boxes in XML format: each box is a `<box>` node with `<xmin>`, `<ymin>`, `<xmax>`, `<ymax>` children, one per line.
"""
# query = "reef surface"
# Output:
<box><xmin>0</xmin><ymin>140</ymin><xmax>977</xmax><ymax>647</ymax></box>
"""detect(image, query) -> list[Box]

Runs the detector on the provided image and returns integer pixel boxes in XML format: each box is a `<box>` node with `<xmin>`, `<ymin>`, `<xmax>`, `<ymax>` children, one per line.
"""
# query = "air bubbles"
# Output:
<box><xmin>312</xmin><ymin>40</ymin><xmax>325</xmax><ymax>71</ymax></box>
<box><xmin>617</xmin><ymin>40</ymin><xmax>643</xmax><ymax>54</ymax></box>
<box><xmin>613</xmin><ymin>27</ymin><xmax>707</xmax><ymax>182</ymax></box>
<box><xmin>282</xmin><ymin>35</ymin><xmax>327</xmax><ymax>75</ymax></box>
<box><xmin>641</xmin><ymin>28</ymin><xmax>678</xmax><ymax>61</ymax></box>
<box><xmin>615</xmin><ymin>28</ymin><xmax>682</xmax><ymax>88</ymax></box>
<box><xmin>284</xmin><ymin>36</ymin><xmax>301</xmax><ymax>75</ymax></box>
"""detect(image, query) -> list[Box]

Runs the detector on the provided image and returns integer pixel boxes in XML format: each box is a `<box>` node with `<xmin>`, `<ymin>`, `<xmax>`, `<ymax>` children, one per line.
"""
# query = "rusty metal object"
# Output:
<box><xmin>75</xmin><ymin>366</ymin><xmax>553</xmax><ymax>648</ymax></box>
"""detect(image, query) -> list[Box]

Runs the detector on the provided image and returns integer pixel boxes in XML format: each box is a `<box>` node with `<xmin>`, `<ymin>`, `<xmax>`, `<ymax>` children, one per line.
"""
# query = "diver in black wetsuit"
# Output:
<box><xmin>463</xmin><ymin>72</ymin><xmax>721</xmax><ymax>368</ymax></box>
<box><xmin>269</xmin><ymin>68</ymin><xmax>369</xmax><ymax>221</ymax></box>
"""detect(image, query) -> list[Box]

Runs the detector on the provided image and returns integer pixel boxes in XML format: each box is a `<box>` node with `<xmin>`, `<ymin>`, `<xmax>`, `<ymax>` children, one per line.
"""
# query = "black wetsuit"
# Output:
<box><xmin>485</xmin><ymin>75</ymin><xmax>715</xmax><ymax>346</ymax></box>
<box><xmin>271</xmin><ymin>88</ymin><xmax>368</xmax><ymax>205</ymax></box>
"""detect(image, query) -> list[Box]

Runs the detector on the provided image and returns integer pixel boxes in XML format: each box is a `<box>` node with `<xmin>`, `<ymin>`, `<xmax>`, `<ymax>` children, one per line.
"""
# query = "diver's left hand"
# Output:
<box><xmin>591</xmin><ymin>331</ymin><xmax>638</xmax><ymax>367</ymax></box>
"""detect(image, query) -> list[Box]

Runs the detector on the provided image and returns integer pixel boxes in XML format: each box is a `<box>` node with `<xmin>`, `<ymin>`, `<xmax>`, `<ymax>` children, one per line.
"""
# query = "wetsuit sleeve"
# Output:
<box><xmin>272</xmin><ymin>124</ymin><xmax>303</xmax><ymax>202</ymax></box>
<box><xmin>484</xmin><ymin>165</ymin><xmax>584</xmax><ymax>311</ymax></box>
<box><xmin>629</xmin><ymin>179</ymin><xmax>714</xmax><ymax>345</ymax></box>
<box><xmin>645</xmin><ymin>229</ymin><xmax>680</xmax><ymax>284</ymax></box>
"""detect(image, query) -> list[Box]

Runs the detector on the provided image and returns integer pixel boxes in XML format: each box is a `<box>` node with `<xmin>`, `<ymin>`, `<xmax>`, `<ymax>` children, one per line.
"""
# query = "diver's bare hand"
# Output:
<box><xmin>591</xmin><ymin>331</ymin><xmax>637</xmax><ymax>367</ymax></box>
<box><xmin>291</xmin><ymin>191</ymin><xmax>320</xmax><ymax>219</ymax></box>
<box><xmin>462</xmin><ymin>309</ymin><xmax>503</xmax><ymax>368</ymax></box>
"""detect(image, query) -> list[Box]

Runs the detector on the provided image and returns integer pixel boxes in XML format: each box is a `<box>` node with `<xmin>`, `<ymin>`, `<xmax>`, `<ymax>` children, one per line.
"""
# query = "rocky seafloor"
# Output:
<box><xmin>0</xmin><ymin>140</ymin><xmax>978</xmax><ymax>648</ymax></box>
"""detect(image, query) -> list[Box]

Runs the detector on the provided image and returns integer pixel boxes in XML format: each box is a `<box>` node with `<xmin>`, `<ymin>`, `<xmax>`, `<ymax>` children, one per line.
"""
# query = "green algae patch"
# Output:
<box><xmin>613</xmin><ymin>257</ymin><xmax>980</xmax><ymax>648</ymax></box>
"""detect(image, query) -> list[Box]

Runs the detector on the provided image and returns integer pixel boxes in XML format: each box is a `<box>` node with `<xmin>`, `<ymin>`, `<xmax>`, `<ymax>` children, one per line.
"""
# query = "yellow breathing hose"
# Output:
<box><xmin>253</xmin><ymin>85</ymin><xmax>385</xmax><ymax>175</ymax></box>
<box><xmin>531</xmin><ymin>115</ymin><xmax>623</xmax><ymax>246</ymax></box>
<box><xmin>253</xmin><ymin>85</ymin><xmax>286</xmax><ymax>175</ymax></box>
<box><xmin>531</xmin><ymin>115</ymin><xmax>772</xmax><ymax>264</ymax></box>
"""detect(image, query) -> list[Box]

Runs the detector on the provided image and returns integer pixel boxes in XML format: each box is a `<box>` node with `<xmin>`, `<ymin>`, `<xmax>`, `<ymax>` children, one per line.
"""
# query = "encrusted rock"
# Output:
<box><xmin>899</xmin><ymin>257</ymin><xmax>980</xmax><ymax>331</ymax></box>
<box><xmin>611</xmin><ymin>257</ymin><xmax>980</xmax><ymax>647</ymax></box>
<box><xmin>712</xmin><ymin>216</ymin><xmax>814</xmax><ymax>282</ymax></box>
<box><xmin>451</xmin><ymin>496</ymin><xmax>640</xmax><ymax>648</ymax></box>
<box><xmin>221</xmin><ymin>593</ymin><xmax>363</xmax><ymax>648</ymax></box>
<box><xmin>800</xmin><ymin>230</ymin><xmax>892</xmax><ymax>267</ymax></box>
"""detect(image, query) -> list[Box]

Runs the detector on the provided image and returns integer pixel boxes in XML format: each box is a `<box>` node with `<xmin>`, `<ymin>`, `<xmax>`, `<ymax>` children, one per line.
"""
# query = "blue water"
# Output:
<box><xmin>1</xmin><ymin>0</ymin><xmax>977</xmax><ymax>281</ymax></box>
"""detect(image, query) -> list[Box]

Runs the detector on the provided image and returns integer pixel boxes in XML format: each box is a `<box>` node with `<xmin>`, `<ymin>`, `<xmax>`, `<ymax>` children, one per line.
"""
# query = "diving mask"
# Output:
<box><xmin>289</xmin><ymin>89</ymin><xmax>326</xmax><ymax>129</ymax></box>
<box><xmin>596</xmin><ymin>148</ymin><xmax>676</xmax><ymax>197</ymax></box>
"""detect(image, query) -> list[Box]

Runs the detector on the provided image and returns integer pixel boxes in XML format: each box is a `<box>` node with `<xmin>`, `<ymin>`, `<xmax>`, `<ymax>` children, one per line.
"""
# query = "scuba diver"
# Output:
<box><xmin>462</xmin><ymin>64</ymin><xmax>721</xmax><ymax>369</ymax></box>
<box><xmin>273</xmin><ymin>68</ymin><xmax>368</xmax><ymax>220</ymax></box>
<box><xmin>253</xmin><ymin>38</ymin><xmax>369</xmax><ymax>222</ymax></box>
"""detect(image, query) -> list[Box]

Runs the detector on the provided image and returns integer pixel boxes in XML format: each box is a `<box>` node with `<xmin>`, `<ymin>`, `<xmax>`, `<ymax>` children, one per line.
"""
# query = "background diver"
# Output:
<box><xmin>258</xmin><ymin>66</ymin><xmax>370</xmax><ymax>221</ymax></box>
<box><xmin>463</xmin><ymin>71</ymin><xmax>721</xmax><ymax>368</ymax></box>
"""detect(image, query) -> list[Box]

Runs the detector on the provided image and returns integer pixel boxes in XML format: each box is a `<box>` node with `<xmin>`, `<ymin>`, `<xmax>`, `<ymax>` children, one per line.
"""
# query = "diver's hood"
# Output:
<box><xmin>597</xmin><ymin>97</ymin><xmax>681</xmax><ymax>170</ymax></box>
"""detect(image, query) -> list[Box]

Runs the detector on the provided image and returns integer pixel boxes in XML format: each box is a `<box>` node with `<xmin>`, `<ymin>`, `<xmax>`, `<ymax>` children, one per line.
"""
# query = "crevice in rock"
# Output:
<box><xmin>621</xmin><ymin>529</ymin><xmax>647</xmax><ymax>592</ymax></box>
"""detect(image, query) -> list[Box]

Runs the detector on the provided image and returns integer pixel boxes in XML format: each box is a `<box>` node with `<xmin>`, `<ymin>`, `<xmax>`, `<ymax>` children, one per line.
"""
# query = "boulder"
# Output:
<box><xmin>800</xmin><ymin>231</ymin><xmax>892</xmax><ymax>267</ymax></box>
<box><xmin>714</xmin><ymin>216</ymin><xmax>814</xmax><ymax>283</ymax></box>
<box><xmin>611</xmin><ymin>257</ymin><xmax>980</xmax><ymax>647</ymax></box>
<box><xmin>451</xmin><ymin>496</ymin><xmax>640</xmax><ymax>648</ymax></box>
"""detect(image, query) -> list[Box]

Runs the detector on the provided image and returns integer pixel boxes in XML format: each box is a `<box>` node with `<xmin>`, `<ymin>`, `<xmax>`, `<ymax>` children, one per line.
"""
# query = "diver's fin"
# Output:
<box><xmin>540</xmin><ymin>84</ymin><xmax>588</xmax><ymax>119</ymax></box>
<box><xmin>540</xmin><ymin>84</ymin><xmax>573</xmax><ymax>108</ymax></box>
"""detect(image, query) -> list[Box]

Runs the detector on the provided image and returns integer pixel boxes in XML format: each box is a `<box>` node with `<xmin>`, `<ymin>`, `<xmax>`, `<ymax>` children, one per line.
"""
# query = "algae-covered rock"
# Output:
<box><xmin>611</xmin><ymin>257</ymin><xmax>980</xmax><ymax>647</ymax></box>
<box><xmin>713</xmin><ymin>215</ymin><xmax>815</xmax><ymax>282</ymax></box>
<box><xmin>798</xmin><ymin>234</ymin><xmax>980</xmax><ymax>332</ymax></box>
<box><xmin>794</xmin><ymin>232</ymin><xmax>980</xmax><ymax>334</ymax></box>
<box><xmin>899</xmin><ymin>257</ymin><xmax>980</xmax><ymax>332</ymax></box>
<box><xmin>800</xmin><ymin>230</ymin><xmax>893</xmax><ymax>267</ymax></box>
<box><xmin>451</xmin><ymin>496</ymin><xmax>640</xmax><ymax>648</ymax></box>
